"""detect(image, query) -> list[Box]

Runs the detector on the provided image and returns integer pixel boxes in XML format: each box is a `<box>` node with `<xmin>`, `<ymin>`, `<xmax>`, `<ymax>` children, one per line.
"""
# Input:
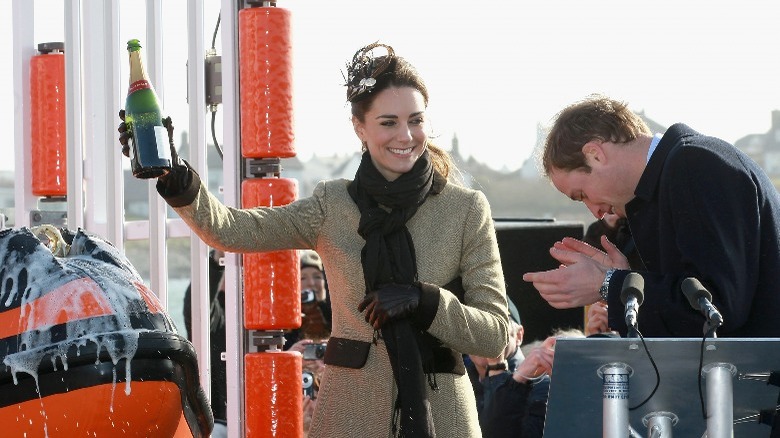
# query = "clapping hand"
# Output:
<box><xmin>523</xmin><ymin>236</ymin><xmax>629</xmax><ymax>308</ymax></box>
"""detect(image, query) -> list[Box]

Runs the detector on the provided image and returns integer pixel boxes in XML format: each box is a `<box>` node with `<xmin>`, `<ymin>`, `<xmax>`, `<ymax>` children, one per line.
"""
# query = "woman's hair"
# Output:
<box><xmin>345</xmin><ymin>43</ymin><xmax>456</xmax><ymax>180</ymax></box>
<box><xmin>541</xmin><ymin>94</ymin><xmax>651</xmax><ymax>176</ymax></box>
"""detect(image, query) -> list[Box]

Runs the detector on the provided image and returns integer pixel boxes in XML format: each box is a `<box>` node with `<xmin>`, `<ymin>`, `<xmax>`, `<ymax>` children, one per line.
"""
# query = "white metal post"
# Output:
<box><xmin>186</xmin><ymin>0</ymin><xmax>213</xmax><ymax>403</ymax></box>
<box><xmin>145</xmin><ymin>0</ymin><xmax>169</xmax><ymax>308</ymax></box>
<box><xmin>82</xmin><ymin>0</ymin><xmax>123</xmax><ymax>249</ymax></box>
<box><xmin>64</xmin><ymin>0</ymin><xmax>84</xmax><ymax>230</ymax></box>
<box><xmin>11</xmin><ymin>0</ymin><xmax>34</xmax><ymax>228</ymax></box>
<box><xmin>703</xmin><ymin>363</ymin><xmax>737</xmax><ymax>438</ymax></box>
<box><xmin>221</xmin><ymin>0</ymin><xmax>245</xmax><ymax>435</ymax></box>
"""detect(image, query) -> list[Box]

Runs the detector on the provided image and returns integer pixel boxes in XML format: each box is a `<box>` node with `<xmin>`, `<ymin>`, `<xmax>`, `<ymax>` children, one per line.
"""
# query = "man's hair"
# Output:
<box><xmin>541</xmin><ymin>94</ymin><xmax>651</xmax><ymax>176</ymax></box>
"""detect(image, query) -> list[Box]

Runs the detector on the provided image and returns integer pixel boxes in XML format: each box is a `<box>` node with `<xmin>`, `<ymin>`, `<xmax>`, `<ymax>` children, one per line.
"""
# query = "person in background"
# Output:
<box><xmin>523</xmin><ymin>93</ymin><xmax>780</xmax><ymax>337</ymax></box>
<box><xmin>582</xmin><ymin>212</ymin><xmax>642</xmax><ymax>270</ymax></box>
<box><xmin>582</xmin><ymin>212</ymin><xmax>640</xmax><ymax>336</ymax></box>
<box><xmin>584</xmin><ymin>299</ymin><xmax>614</xmax><ymax>337</ymax></box>
<box><xmin>288</xmin><ymin>338</ymin><xmax>329</xmax><ymax>437</ymax></box>
<box><xmin>183</xmin><ymin>249</ymin><xmax>227</xmax><ymax>438</ymax></box>
<box><xmin>120</xmin><ymin>41</ymin><xmax>509</xmax><ymax>437</ymax></box>
<box><xmin>285</xmin><ymin>250</ymin><xmax>332</xmax><ymax>349</ymax></box>
<box><xmin>467</xmin><ymin>300</ymin><xmax>553</xmax><ymax>438</ymax></box>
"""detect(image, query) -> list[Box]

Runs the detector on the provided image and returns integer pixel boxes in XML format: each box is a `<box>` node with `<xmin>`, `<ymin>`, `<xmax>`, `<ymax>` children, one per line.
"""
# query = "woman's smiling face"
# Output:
<box><xmin>352</xmin><ymin>86</ymin><xmax>428</xmax><ymax>181</ymax></box>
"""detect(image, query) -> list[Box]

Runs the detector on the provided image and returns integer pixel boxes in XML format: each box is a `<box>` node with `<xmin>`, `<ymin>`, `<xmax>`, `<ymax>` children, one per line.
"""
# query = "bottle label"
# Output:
<box><xmin>153</xmin><ymin>126</ymin><xmax>173</xmax><ymax>161</ymax></box>
<box><xmin>128</xmin><ymin>79</ymin><xmax>151</xmax><ymax>96</ymax></box>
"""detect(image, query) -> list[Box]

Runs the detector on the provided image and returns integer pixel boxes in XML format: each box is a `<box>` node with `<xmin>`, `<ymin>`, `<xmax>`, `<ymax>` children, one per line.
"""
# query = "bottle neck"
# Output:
<box><xmin>128</xmin><ymin>50</ymin><xmax>149</xmax><ymax>85</ymax></box>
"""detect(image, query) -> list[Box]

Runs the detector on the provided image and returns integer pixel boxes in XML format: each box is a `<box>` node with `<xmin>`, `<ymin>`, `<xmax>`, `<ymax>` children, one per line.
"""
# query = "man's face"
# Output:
<box><xmin>548</xmin><ymin>166</ymin><xmax>631</xmax><ymax>219</ymax></box>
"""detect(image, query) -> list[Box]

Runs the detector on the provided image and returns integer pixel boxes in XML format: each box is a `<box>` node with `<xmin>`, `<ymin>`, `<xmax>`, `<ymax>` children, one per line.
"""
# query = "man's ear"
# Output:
<box><xmin>582</xmin><ymin>140</ymin><xmax>606</xmax><ymax>165</ymax></box>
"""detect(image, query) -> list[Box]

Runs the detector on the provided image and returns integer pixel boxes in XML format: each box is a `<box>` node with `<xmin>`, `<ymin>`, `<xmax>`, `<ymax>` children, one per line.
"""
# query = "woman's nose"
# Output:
<box><xmin>397</xmin><ymin>126</ymin><xmax>412</xmax><ymax>142</ymax></box>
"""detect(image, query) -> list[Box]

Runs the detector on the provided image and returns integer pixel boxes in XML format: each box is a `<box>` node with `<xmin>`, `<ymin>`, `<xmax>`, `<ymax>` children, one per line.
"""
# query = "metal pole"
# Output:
<box><xmin>143</xmin><ymin>0</ymin><xmax>169</xmax><ymax>308</ymax></box>
<box><xmin>221</xmin><ymin>0</ymin><xmax>245</xmax><ymax>435</ymax></box>
<box><xmin>703</xmin><ymin>362</ymin><xmax>736</xmax><ymax>438</ymax></box>
<box><xmin>599</xmin><ymin>362</ymin><xmax>633</xmax><ymax>438</ymax></box>
<box><xmin>643</xmin><ymin>411</ymin><xmax>679</xmax><ymax>438</ymax></box>
<box><xmin>11</xmin><ymin>0</ymin><xmax>34</xmax><ymax>228</ymax></box>
<box><xmin>185</xmin><ymin>0</ymin><xmax>213</xmax><ymax>406</ymax></box>
<box><xmin>64</xmin><ymin>0</ymin><xmax>84</xmax><ymax>230</ymax></box>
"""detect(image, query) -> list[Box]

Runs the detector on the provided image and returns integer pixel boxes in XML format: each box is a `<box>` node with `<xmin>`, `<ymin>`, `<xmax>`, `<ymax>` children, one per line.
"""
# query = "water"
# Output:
<box><xmin>0</xmin><ymin>228</ymin><xmax>184</xmax><ymax>437</ymax></box>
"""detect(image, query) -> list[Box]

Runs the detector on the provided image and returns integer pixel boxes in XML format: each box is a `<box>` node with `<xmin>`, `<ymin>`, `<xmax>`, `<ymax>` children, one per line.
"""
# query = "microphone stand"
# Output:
<box><xmin>704</xmin><ymin>322</ymin><xmax>719</xmax><ymax>339</ymax></box>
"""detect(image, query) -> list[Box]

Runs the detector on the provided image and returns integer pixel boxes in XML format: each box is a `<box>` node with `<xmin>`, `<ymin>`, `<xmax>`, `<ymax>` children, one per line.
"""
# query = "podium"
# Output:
<box><xmin>544</xmin><ymin>337</ymin><xmax>780</xmax><ymax>437</ymax></box>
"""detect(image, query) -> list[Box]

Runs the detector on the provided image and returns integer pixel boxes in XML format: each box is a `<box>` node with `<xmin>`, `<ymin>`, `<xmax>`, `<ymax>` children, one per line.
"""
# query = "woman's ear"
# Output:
<box><xmin>352</xmin><ymin>116</ymin><xmax>364</xmax><ymax>142</ymax></box>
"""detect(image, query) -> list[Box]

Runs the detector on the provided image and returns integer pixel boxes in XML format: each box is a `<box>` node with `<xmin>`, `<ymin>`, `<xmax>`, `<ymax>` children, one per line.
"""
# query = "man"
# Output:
<box><xmin>467</xmin><ymin>300</ymin><xmax>554</xmax><ymax>438</ymax></box>
<box><xmin>523</xmin><ymin>94</ymin><xmax>780</xmax><ymax>337</ymax></box>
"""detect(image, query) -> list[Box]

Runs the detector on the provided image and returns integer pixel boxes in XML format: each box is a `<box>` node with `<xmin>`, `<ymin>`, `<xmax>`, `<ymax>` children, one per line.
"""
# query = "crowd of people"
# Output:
<box><xmin>119</xmin><ymin>40</ymin><xmax>780</xmax><ymax>437</ymax></box>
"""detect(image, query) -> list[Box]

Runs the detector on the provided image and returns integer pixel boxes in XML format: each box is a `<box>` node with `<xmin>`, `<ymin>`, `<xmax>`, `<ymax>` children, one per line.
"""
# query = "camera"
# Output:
<box><xmin>301</xmin><ymin>289</ymin><xmax>316</xmax><ymax>304</ymax></box>
<box><xmin>303</xmin><ymin>342</ymin><xmax>327</xmax><ymax>360</ymax></box>
<box><xmin>302</xmin><ymin>370</ymin><xmax>316</xmax><ymax>399</ymax></box>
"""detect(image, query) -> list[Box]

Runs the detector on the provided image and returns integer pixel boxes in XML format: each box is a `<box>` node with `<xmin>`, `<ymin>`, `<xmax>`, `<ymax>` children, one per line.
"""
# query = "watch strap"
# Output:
<box><xmin>486</xmin><ymin>361</ymin><xmax>508</xmax><ymax>371</ymax></box>
<box><xmin>600</xmin><ymin>268</ymin><xmax>616</xmax><ymax>302</ymax></box>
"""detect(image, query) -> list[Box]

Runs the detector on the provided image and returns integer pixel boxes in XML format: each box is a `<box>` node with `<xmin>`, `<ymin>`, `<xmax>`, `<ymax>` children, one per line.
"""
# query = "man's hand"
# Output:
<box><xmin>522</xmin><ymin>252</ymin><xmax>606</xmax><ymax>308</ymax></box>
<box><xmin>555</xmin><ymin>236</ymin><xmax>630</xmax><ymax>270</ymax></box>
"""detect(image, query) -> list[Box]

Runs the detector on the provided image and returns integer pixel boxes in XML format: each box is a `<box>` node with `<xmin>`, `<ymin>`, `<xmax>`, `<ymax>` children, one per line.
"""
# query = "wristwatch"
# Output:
<box><xmin>600</xmin><ymin>268</ymin><xmax>616</xmax><ymax>302</ymax></box>
<box><xmin>486</xmin><ymin>361</ymin><xmax>508</xmax><ymax>371</ymax></box>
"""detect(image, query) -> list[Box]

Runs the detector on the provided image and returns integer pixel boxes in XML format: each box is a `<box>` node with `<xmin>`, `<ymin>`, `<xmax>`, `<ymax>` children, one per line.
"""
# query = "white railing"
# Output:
<box><xmin>10</xmin><ymin>0</ymin><xmax>242</xmax><ymax>434</ymax></box>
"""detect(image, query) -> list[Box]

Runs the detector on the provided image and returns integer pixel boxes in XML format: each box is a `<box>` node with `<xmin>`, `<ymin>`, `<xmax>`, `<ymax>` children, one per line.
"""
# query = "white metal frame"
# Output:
<box><xmin>12</xmin><ymin>1</ymin><xmax>35</xmax><ymax>228</ymax></box>
<box><xmin>11</xmin><ymin>0</ymin><xmax>227</xmax><ymax>434</ymax></box>
<box><xmin>221</xmin><ymin>1</ymin><xmax>246</xmax><ymax>435</ymax></box>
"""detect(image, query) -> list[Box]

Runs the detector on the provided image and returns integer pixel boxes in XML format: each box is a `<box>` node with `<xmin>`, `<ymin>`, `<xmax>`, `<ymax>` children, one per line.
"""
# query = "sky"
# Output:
<box><xmin>2</xmin><ymin>0</ymin><xmax>780</xmax><ymax>174</ymax></box>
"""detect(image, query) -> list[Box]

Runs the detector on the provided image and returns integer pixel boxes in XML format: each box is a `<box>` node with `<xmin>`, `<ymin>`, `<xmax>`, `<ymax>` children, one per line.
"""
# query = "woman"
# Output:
<box><xmin>120</xmin><ymin>42</ymin><xmax>509</xmax><ymax>437</ymax></box>
<box><xmin>284</xmin><ymin>249</ymin><xmax>332</xmax><ymax>348</ymax></box>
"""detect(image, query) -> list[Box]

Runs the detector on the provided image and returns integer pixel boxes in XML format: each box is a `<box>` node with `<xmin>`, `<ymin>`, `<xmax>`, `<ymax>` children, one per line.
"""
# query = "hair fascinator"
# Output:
<box><xmin>344</xmin><ymin>42</ymin><xmax>395</xmax><ymax>102</ymax></box>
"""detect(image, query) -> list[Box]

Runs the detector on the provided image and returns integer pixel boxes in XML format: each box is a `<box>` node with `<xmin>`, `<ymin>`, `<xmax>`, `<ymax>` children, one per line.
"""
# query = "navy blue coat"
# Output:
<box><xmin>606</xmin><ymin>123</ymin><xmax>780</xmax><ymax>337</ymax></box>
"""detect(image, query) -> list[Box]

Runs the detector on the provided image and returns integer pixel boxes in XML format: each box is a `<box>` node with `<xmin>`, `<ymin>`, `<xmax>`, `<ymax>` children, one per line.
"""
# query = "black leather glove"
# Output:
<box><xmin>358</xmin><ymin>283</ymin><xmax>421</xmax><ymax>329</ymax></box>
<box><xmin>117</xmin><ymin>109</ymin><xmax>185</xmax><ymax>176</ymax></box>
<box><xmin>118</xmin><ymin>110</ymin><xmax>195</xmax><ymax>201</ymax></box>
<box><xmin>117</xmin><ymin>109</ymin><xmax>133</xmax><ymax>159</ymax></box>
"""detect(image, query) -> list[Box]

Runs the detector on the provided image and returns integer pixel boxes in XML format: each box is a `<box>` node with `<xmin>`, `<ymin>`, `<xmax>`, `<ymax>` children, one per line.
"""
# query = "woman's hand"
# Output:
<box><xmin>117</xmin><ymin>109</ymin><xmax>181</xmax><ymax>168</ymax></box>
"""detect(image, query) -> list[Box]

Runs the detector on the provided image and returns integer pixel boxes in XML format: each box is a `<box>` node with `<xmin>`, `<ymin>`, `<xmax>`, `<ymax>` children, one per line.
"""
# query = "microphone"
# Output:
<box><xmin>620</xmin><ymin>272</ymin><xmax>645</xmax><ymax>330</ymax></box>
<box><xmin>681</xmin><ymin>277</ymin><xmax>724</xmax><ymax>327</ymax></box>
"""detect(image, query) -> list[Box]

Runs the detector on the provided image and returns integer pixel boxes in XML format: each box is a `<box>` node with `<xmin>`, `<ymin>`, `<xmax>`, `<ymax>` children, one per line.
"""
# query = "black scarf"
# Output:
<box><xmin>348</xmin><ymin>149</ymin><xmax>445</xmax><ymax>438</ymax></box>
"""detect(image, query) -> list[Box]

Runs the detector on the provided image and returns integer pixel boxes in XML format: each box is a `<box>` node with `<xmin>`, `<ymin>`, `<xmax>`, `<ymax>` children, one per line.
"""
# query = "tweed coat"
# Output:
<box><xmin>167</xmin><ymin>175</ymin><xmax>510</xmax><ymax>437</ymax></box>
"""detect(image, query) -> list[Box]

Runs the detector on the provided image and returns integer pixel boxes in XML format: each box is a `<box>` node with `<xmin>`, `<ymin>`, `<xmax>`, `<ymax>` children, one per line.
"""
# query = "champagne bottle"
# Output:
<box><xmin>125</xmin><ymin>39</ymin><xmax>172</xmax><ymax>179</ymax></box>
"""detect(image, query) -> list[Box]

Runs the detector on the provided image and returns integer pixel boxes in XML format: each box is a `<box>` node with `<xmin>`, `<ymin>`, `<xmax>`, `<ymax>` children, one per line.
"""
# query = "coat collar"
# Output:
<box><xmin>630</xmin><ymin>123</ymin><xmax>698</xmax><ymax>208</ymax></box>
